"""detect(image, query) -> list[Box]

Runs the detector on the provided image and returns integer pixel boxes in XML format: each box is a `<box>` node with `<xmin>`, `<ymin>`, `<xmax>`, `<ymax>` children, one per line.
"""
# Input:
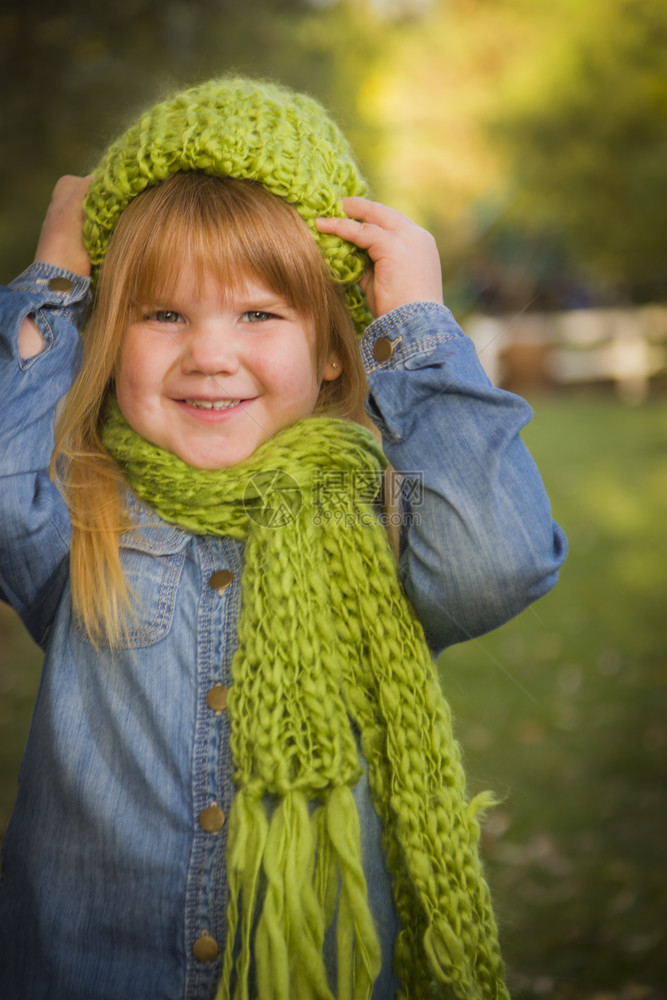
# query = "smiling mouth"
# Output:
<box><xmin>184</xmin><ymin>398</ymin><xmax>242</xmax><ymax>410</ymax></box>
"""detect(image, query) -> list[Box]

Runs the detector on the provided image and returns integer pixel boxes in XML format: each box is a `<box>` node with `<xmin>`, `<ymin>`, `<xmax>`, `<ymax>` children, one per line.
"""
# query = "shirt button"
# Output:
<box><xmin>47</xmin><ymin>276</ymin><xmax>74</xmax><ymax>293</ymax></box>
<box><xmin>193</xmin><ymin>934</ymin><xmax>219</xmax><ymax>963</ymax></box>
<box><xmin>206</xmin><ymin>684</ymin><xmax>229</xmax><ymax>711</ymax></box>
<box><xmin>199</xmin><ymin>805</ymin><xmax>226</xmax><ymax>832</ymax></box>
<box><xmin>373</xmin><ymin>337</ymin><xmax>394</xmax><ymax>362</ymax></box>
<box><xmin>209</xmin><ymin>569</ymin><xmax>233</xmax><ymax>592</ymax></box>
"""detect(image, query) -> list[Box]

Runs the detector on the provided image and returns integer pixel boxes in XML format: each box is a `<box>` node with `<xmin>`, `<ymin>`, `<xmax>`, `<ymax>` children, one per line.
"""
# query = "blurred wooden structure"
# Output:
<box><xmin>467</xmin><ymin>306</ymin><xmax>667</xmax><ymax>402</ymax></box>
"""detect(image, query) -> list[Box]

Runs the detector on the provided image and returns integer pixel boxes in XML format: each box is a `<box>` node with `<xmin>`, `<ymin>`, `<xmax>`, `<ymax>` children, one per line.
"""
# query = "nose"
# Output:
<box><xmin>179</xmin><ymin>320</ymin><xmax>240</xmax><ymax>376</ymax></box>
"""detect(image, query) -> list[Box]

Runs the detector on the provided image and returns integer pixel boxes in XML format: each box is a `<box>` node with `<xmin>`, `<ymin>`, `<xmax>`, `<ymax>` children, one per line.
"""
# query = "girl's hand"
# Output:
<box><xmin>316</xmin><ymin>196</ymin><xmax>443</xmax><ymax>318</ymax></box>
<box><xmin>18</xmin><ymin>175</ymin><xmax>92</xmax><ymax>360</ymax></box>
<box><xmin>34</xmin><ymin>174</ymin><xmax>93</xmax><ymax>277</ymax></box>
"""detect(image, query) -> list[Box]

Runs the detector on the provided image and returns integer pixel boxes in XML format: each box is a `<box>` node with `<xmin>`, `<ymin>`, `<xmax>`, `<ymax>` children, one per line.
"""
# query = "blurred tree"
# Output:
<box><xmin>347</xmin><ymin>0</ymin><xmax>567</xmax><ymax>310</ymax></box>
<box><xmin>492</xmin><ymin>0</ymin><xmax>667</xmax><ymax>305</ymax></box>
<box><xmin>0</xmin><ymin>0</ymin><xmax>383</xmax><ymax>278</ymax></box>
<box><xmin>347</xmin><ymin>0</ymin><xmax>667</xmax><ymax>309</ymax></box>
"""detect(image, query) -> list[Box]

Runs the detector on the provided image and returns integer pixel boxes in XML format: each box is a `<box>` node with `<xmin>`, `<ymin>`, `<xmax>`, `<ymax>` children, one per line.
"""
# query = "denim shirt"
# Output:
<box><xmin>0</xmin><ymin>264</ymin><xmax>566</xmax><ymax>999</ymax></box>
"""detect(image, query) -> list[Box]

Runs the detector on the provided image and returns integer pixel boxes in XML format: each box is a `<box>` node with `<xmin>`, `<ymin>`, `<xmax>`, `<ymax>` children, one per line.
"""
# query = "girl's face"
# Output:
<box><xmin>115</xmin><ymin>266</ymin><xmax>340</xmax><ymax>469</ymax></box>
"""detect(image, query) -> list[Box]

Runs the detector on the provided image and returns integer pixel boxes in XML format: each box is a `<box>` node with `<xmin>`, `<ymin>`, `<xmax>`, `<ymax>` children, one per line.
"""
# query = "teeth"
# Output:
<box><xmin>186</xmin><ymin>399</ymin><xmax>240</xmax><ymax>410</ymax></box>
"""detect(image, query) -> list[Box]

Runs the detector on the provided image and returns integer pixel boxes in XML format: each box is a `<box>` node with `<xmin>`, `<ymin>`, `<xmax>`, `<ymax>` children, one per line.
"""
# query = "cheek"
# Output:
<box><xmin>262</xmin><ymin>330</ymin><xmax>320</xmax><ymax>404</ymax></box>
<box><xmin>271</xmin><ymin>361</ymin><xmax>321</xmax><ymax>411</ymax></box>
<box><xmin>115</xmin><ymin>330</ymin><xmax>164</xmax><ymax>398</ymax></box>
<box><xmin>115</xmin><ymin>354</ymin><xmax>138</xmax><ymax>396</ymax></box>
<box><xmin>113</xmin><ymin>337</ymin><xmax>164</xmax><ymax>436</ymax></box>
<box><xmin>114</xmin><ymin>360</ymin><xmax>142</xmax><ymax>432</ymax></box>
<box><xmin>114</xmin><ymin>361</ymin><xmax>145</xmax><ymax>421</ymax></box>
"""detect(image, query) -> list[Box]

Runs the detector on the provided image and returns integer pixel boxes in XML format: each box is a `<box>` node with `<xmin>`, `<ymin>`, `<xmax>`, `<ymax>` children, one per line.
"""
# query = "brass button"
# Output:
<box><xmin>373</xmin><ymin>337</ymin><xmax>394</xmax><ymax>362</ymax></box>
<box><xmin>199</xmin><ymin>804</ymin><xmax>226</xmax><ymax>832</ymax></box>
<box><xmin>193</xmin><ymin>933</ymin><xmax>219</xmax><ymax>962</ymax></box>
<box><xmin>47</xmin><ymin>276</ymin><xmax>74</xmax><ymax>293</ymax></box>
<box><xmin>209</xmin><ymin>569</ymin><xmax>232</xmax><ymax>592</ymax></box>
<box><xmin>206</xmin><ymin>684</ymin><xmax>228</xmax><ymax>711</ymax></box>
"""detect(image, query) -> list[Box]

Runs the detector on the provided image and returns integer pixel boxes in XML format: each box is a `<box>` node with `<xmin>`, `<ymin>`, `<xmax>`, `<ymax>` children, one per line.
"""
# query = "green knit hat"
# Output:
<box><xmin>83</xmin><ymin>76</ymin><xmax>373</xmax><ymax>333</ymax></box>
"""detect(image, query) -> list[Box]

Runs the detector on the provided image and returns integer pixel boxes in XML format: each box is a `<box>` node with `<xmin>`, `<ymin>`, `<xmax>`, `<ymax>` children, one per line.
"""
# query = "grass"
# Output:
<box><xmin>1</xmin><ymin>394</ymin><xmax>666</xmax><ymax>998</ymax></box>
<box><xmin>438</xmin><ymin>394</ymin><xmax>667</xmax><ymax>998</ymax></box>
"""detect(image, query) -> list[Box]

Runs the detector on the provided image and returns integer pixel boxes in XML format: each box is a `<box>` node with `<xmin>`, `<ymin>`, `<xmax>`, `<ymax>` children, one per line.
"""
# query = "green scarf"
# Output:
<box><xmin>103</xmin><ymin>400</ymin><xmax>510</xmax><ymax>1000</ymax></box>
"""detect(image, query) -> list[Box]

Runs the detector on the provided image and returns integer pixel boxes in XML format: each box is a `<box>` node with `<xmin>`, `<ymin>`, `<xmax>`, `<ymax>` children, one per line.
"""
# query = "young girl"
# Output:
<box><xmin>0</xmin><ymin>77</ymin><xmax>566</xmax><ymax>1000</ymax></box>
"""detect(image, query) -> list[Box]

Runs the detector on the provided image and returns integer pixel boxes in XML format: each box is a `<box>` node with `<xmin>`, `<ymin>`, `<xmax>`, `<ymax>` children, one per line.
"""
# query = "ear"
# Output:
<box><xmin>321</xmin><ymin>354</ymin><xmax>343</xmax><ymax>382</ymax></box>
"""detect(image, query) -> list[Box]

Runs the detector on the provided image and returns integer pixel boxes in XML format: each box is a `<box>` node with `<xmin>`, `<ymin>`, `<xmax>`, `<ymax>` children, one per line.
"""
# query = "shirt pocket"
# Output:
<box><xmin>73</xmin><ymin>526</ymin><xmax>189</xmax><ymax>649</ymax></box>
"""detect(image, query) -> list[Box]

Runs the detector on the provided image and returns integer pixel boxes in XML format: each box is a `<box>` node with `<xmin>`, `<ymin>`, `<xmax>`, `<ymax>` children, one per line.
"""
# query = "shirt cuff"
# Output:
<box><xmin>360</xmin><ymin>302</ymin><xmax>464</xmax><ymax>373</ymax></box>
<box><xmin>9</xmin><ymin>261</ymin><xmax>91</xmax><ymax>307</ymax></box>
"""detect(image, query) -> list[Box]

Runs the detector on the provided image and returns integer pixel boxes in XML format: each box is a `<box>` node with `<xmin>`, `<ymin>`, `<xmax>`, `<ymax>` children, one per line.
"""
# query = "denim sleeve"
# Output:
<box><xmin>361</xmin><ymin>302</ymin><xmax>567</xmax><ymax>655</ymax></box>
<box><xmin>0</xmin><ymin>262</ymin><xmax>88</xmax><ymax>645</ymax></box>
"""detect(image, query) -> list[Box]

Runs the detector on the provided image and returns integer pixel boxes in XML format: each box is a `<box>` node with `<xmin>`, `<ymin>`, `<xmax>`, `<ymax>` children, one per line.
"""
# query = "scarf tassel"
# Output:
<box><xmin>217</xmin><ymin>786</ymin><xmax>381</xmax><ymax>1000</ymax></box>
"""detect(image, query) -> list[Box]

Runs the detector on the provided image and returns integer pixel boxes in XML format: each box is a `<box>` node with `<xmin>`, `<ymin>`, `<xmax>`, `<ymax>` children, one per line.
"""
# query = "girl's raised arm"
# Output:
<box><xmin>319</xmin><ymin>197</ymin><xmax>566</xmax><ymax>652</ymax></box>
<box><xmin>1</xmin><ymin>177</ymin><xmax>91</xmax><ymax>643</ymax></box>
<box><xmin>18</xmin><ymin>175</ymin><xmax>91</xmax><ymax>360</ymax></box>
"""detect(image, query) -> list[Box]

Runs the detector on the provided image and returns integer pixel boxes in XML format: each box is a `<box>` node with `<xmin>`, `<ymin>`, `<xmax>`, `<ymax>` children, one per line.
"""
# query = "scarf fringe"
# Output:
<box><xmin>218</xmin><ymin>792</ymin><xmax>268</xmax><ymax>1000</ymax></box>
<box><xmin>218</xmin><ymin>786</ymin><xmax>381</xmax><ymax>1000</ymax></box>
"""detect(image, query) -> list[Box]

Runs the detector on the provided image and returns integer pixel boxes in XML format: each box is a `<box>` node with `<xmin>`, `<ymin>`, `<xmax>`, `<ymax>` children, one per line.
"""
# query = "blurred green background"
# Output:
<box><xmin>1</xmin><ymin>1</ymin><xmax>666</xmax><ymax>997</ymax></box>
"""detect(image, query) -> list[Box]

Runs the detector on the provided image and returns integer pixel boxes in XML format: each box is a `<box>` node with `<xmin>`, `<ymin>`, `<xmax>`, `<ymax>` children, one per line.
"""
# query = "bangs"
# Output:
<box><xmin>110</xmin><ymin>172</ymin><xmax>330</xmax><ymax>319</ymax></box>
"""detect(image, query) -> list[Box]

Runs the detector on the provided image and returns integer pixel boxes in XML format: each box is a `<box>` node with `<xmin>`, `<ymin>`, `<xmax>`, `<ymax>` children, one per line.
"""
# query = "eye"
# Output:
<box><xmin>242</xmin><ymin>310</ymin><xmax>277</xmax><ymax>323</ymax></box>
<box><xmin>144</xmin><ymin>309</ymin><xmax>183</xmax><ymax>324</ymax></box>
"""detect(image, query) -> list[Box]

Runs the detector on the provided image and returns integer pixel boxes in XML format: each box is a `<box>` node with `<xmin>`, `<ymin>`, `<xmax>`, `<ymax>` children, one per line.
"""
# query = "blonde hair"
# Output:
<box><xmin>52</xmin><ymin>172</ymin><xmax>368</xmax><ymax>645</ymax></box>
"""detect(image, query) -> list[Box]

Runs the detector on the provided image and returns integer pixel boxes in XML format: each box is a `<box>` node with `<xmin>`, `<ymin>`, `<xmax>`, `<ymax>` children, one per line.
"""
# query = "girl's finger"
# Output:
<box><xmin>339</xmin><ymin>196</ymin><xmax>408</xmax><ymax>230</ymax></box>
<box><xmin>315</xmin><ymin>214</ymin><xmax>386</xmax><ymax>253</ymax></box>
